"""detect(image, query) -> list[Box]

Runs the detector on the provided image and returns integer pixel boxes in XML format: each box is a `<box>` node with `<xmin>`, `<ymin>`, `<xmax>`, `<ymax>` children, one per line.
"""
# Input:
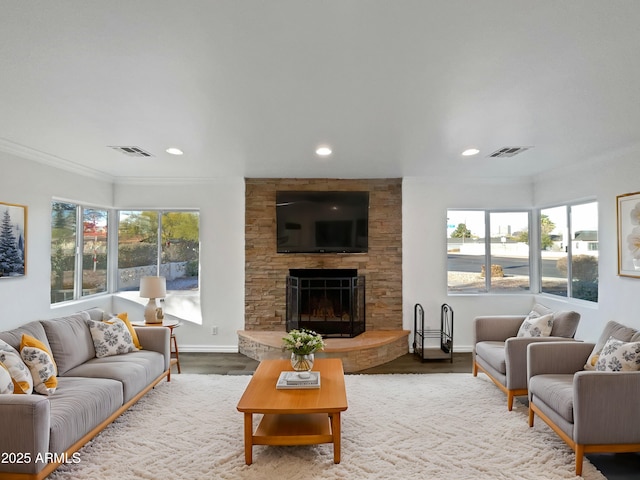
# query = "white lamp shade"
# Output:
<box><xmin>139</xmin><ymin>276</ymin><xmax>167</xmax><ymax>299</ymax></box>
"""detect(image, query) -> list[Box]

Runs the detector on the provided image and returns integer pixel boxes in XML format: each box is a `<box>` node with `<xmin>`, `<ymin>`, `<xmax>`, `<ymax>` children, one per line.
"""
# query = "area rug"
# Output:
<box><xmin>48</xmin><ymin>373</ymin><xmax>605</xmax><ymax>480</ymax></box>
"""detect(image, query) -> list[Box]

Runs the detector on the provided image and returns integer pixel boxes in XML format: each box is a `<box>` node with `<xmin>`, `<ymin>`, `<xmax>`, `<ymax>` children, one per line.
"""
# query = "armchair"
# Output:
<box><xmin>527</xmin><ymin>337</ymin><xmax>640</xmax><ymax>476</ymax></box>
<box><xmin>472</xmin><ymin>305</ymin><xmax>580</xmax><ymax>411</ymax></box>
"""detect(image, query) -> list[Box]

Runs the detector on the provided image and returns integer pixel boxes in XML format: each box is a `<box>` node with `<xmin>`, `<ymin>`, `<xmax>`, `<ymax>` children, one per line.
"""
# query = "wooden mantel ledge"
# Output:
<box><xmin>237</xmin><ymin>330</ymin><xmax>410</xmax><ymax>353</ymax></box>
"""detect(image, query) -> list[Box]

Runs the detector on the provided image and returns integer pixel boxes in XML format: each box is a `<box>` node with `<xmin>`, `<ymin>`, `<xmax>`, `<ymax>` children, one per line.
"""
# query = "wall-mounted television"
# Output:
<box><xmin>276</xmin><ymin>191</ymin><xmax>369</xmax><ymax>253</ymax></box>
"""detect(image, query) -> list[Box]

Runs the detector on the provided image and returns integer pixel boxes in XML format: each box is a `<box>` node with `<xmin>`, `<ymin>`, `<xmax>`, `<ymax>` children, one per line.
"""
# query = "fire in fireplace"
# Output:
<box><xmin>286</xmin><ymin>269</ymin><xmax>365</xmax><ymax>338</ymax></box>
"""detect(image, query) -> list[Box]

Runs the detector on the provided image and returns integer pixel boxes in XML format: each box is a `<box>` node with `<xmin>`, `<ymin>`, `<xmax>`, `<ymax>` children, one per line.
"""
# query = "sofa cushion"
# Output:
<box><xmin>0</xmin><ymin>339</ymin><xmax>32</xmax><ymax>394</ymax></box>
<box><xmin>0</xmin><ymin>320</ymin><xmax>51</xmax><ymax>353</ymax></box>
<box><xmin>475</xmin><ymin>341</ymin><xmax>507</xmax><ymax>374</ymax></box>
<box><xmin>41</xmin><ymin>312</ymin><xmax>94</xmax><ymax>376</ymax></box>
<box><xmin>550</xmin><ymin>310</ymin><xmax>581</xmax><ymax>338</ymax></box>
<box><xmin>20</xmin><ymin>335</ymin><xmax>57</xmax><ymax>396</ymax></box>
<box><xmin>584</xmin><ymin>320</ymin><xmax>639</xmax><ymax>370</ymax></box>
<box><xmin>48</xmin><ymin>376</ymin><xmax>123</xmax><ymax>454</ymax></box>
<box><xmin>88</xmin><ymin>319</ymin><xmax>138</xmax><ymax>358</ymax></box>
<box><xmin>529</xmin><ymin>373</ymin><xmax>575</xmax><ymax>423</ymax></box>
<box><xmin>0</xmin><ymin>362</ymin><xmax>14</xmax><ymax>394</ymax></box>
<box><xmin>517</xmin><ymin>313</ymin><xmax>553</xmax><ymax>337</ymax></box>
<box><xmin>62</xmin><ymin>350</ymin><xmax>164</xmax><ymax>403</ymax></box>
<box><xmin>595</xmin><ymin>337</ymin><xmax>640</xmax><ymax>372</ymax></box>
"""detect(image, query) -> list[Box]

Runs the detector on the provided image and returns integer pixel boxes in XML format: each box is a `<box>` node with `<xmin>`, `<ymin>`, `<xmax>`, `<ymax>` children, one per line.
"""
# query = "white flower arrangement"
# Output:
<box><xmin>282</xmin><ymin>329</ymin><xmax>325</xmax><ymax>355</ymax></box>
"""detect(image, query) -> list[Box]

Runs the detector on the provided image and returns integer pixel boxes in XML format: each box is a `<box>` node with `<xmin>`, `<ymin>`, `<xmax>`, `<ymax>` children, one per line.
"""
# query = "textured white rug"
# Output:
<box><xmin>48</xmin><ymin>373</ymin><xmax>605</xmax><ymax>480</ymax></box>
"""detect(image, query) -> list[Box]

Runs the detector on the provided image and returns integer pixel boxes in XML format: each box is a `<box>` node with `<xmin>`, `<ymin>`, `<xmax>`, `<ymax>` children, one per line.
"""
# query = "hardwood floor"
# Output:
<box><xmin>177</xmin><ymin>352</ymin><xmax>472</xmax><ymax>375</ymax></box>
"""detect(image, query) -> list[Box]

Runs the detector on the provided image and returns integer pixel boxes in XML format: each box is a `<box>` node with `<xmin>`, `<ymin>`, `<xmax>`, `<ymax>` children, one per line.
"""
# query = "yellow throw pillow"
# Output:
<box><xmin>0</xmin><ymin>339</ymin><xmax>33</xmax><ymax>394</ymax></box>
<box><xmin>116</xmin><ymin>313</ymin><xmax>142</xmax><ymax>350</ymax></box>
<box><xmin>0</xmin><ymin>362</ymin><xmax>14</xmax><ymax>395</ymax></box>
<box><xmin>20</xmin><ymin>334</ymin><xmax>58</xmax><ymax>396</ymax></box>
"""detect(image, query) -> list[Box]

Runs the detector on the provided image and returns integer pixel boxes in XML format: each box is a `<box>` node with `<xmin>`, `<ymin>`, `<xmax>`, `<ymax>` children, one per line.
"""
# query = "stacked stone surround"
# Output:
<box><xmin>245</xmin><ymin>178</ymin><xmax>403</xmax><ymax>332</ymax></box>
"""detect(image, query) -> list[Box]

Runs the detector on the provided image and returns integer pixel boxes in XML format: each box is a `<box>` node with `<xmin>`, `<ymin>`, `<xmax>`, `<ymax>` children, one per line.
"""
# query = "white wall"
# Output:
<box><xmin>113</xmin><ymin>179</ymin><xmax>245</xmax><ymax>351</ymax></box>
<box><xmin>533</xmin><ymin>149</ymin><xmax>640</xmax><ymax>342</ymax></box>
<box><xmin>0</xmin><ymin>151</ymin><xmax>113</xmax><ymax>326</ymax></box>
<box><xmin>403</xmin><ymin>177</ymin><xmax>535</xmax><ymax>351</ymax></box>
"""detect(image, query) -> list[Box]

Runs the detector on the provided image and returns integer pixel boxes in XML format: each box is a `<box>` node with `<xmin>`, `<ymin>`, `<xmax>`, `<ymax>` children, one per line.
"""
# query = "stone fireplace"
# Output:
<box><xmin>244</xmin><ymin>178</ymin><xmax>403</xmax><ymax>333</ymax></box>
<box><xmin>286</xmin><ymin>269</ymin><xmax>365</xmax><ymax>338</ymax></box>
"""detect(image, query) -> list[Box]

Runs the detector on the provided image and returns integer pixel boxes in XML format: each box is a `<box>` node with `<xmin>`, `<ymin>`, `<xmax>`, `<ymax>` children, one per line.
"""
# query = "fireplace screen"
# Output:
<box><xmin>286</xmin><ymin>270</ymin><xmax>365</xmax><ymax>338</ymax></box>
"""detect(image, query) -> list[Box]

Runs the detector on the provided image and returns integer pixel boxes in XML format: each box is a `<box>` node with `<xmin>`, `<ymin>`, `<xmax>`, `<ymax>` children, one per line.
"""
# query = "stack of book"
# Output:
<box><xmin>276</xmin><ymin>371</ymin><xmax>321</xmax><ymax>389</ymax></box>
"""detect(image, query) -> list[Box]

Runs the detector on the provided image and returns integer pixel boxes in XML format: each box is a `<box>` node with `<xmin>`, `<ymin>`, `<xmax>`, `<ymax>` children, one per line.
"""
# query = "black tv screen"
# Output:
<box><xmin>276</xmin><ymin>191</ymin><xmax>369</xmax><ymax>253</ymax></box>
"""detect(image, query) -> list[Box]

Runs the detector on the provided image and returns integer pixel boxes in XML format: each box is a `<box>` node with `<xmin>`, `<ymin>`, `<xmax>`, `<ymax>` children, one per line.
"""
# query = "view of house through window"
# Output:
<box><xmin>51</xmin><ymin>202</ymin><xmax>108</xmax><ymax>303</ymax></box>
<box><xmin>540</xmin><ymin>201</ymin><xmax>598</xmax><ymax>302</ymax></box>
<box><xmin>117</xmin><ymin>210</ymin><xmax>199</xmax><ymax>293</ymax></box>
<box><xmin>447</xmin><ymin>210</ymin><xmax>530</xmax><ymax>293</ymax></box>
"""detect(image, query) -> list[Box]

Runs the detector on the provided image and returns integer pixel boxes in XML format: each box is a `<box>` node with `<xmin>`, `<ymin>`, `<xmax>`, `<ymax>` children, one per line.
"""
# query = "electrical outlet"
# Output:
<box><xmin>211</xmin><ymin>326</ymin><xmax>218</xmax><ymax>335</ymax></box>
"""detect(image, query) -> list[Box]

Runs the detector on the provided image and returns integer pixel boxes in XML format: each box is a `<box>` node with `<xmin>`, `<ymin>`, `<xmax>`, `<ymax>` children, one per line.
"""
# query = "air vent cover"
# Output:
<box><xmin>109</xmin><ymin>146</ymin><xmax>154</xmax><ymax>157</ymax></box>
<box><xmin>488</xmin><ymin>146</ymin><xmax>532</xmax><ymax>158</ymax></box>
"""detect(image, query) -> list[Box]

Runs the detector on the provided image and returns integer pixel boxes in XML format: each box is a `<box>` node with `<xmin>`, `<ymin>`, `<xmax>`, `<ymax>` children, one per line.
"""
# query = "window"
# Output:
<box><xmin>540</xmin><ymin>201</ymin><xmax>598</xmax><ymax>302</ymax></box>
<box><xmin>51</xmin><ymin>202</ymin><xmax>108</xmax><ymax>304</ymax></box>
<box><xmin>117</xmin><ymin>210</ymin><xmax>199</xmax><ymax>293</ymax></box>
<box><xmin>447</xmin><ymin>210</ymin><xmax>530</xmax><ymax>293</ymax></box>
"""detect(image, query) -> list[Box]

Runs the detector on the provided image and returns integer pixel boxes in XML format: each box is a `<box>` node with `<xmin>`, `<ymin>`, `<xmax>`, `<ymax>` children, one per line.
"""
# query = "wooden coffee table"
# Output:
<box><xmin>236</xmin><ymin>358</ymin><xmax>348</xmax><ymax>465</ymax></box>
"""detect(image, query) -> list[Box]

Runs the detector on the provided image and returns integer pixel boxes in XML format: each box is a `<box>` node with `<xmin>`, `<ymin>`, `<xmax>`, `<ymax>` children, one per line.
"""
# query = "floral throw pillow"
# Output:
<box><xmin>517</xmin><ymin>313</ymin><xmax>554</xmax><ymax>338</ymax></box>
<box><xmin>20</xmin><ymin>334</ymin><xmax>58</xmax><ymax>396</ymax></box>
<box><xmin>0</xmin><ymin>362</ymin><xmax>14</xmax><ymax>395</ymax></box>
<box><xmin>0</xmin><ymin>339</ymin><xmax>33</xmax><ymax>394</ymax></box>
<box><xmin>88</xmin><ymin>319</ymin><xmax>138</xmax><ymax>358</ymax></box>
<box><xmin>595</xmin><ymin>336</ymin><xmax>640</xmax><ymax>372</ymax></box>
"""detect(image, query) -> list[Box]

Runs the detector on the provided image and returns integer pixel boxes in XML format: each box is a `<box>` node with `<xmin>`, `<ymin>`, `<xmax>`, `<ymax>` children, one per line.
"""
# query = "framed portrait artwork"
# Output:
<box><xmin>617</xmin><ymin>192</ymin><xmax>640</xmax><ymax>278</ymax></box>
<box><xmin>0</xmin><ymin>202</ymin><xmax>27</xmax><ymax>278</ymax></box>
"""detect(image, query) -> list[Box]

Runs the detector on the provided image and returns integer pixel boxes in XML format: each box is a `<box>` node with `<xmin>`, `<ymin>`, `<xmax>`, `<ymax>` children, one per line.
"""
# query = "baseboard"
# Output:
<box><xmin>409</xmin><ymin>345</ymin><xmax>473</xmax><ymax>354</ymax></box>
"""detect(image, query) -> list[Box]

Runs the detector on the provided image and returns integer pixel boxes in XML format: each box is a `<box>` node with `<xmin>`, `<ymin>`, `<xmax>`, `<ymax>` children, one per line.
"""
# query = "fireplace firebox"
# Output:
<box><xmin>286</xmin><ymin>269</ymin><xmax>365</xmax><ymax>338</ymax></box>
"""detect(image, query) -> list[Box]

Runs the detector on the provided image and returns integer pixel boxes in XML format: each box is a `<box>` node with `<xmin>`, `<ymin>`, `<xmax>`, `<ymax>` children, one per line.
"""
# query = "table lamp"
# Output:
<box><xmin>139</xmin><ymin>276</ymin><xmax>167</xmax><ymax>324</ymax></box>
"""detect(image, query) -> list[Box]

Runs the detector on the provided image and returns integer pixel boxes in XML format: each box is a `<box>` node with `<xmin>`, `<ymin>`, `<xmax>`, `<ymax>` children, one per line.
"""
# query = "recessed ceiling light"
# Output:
<box><xmin>316</xmin><ymin>146</ymin><xmax>332</xmax><ymax>157</ymax></box>
<box><xmin>462</xmin><ymin>148</ymin><xmax>480</xmax><ymax>156</ymax></box>
<box><xmin>166</xmin><ymin>147</ymin><xmax>184</xmax><ymax>155</ymax></box>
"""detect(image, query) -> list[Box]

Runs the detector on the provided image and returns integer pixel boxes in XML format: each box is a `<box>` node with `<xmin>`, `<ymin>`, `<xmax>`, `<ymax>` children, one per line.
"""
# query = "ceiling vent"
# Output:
<box><xmin>108</xmin><ymin>146</ymin><xmax>154</xmax><ymax>157</ymax></box>
<box><xmin>488</xmin><ymin>146</ymin><xmax>532</xmax><ymax>158</ymax></box>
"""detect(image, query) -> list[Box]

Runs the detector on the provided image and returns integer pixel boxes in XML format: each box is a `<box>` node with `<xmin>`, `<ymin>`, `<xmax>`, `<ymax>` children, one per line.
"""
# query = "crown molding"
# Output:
<box><xmin>0</xmin><ymin>138</ymin><xmax>115</xmax><ymax>182</ymax></box>
<box><xmin>113</xmin><ymin>176</ymin><xmax>240</xmax><ymax>186</ymax></box>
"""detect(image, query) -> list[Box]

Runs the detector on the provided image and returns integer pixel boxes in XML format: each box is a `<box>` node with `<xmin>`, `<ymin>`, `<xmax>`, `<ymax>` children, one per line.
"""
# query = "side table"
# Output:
<box><xmin>133</xmin><ymin>319</ymin><xmax>182</xmax><ymax>375</ymax></box>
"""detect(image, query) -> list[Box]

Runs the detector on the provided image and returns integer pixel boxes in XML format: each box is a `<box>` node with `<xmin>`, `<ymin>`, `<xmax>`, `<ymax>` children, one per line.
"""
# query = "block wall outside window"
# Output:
<box><xmin>117</xmin><ymin>210</ymin><xmax>200</xmax><ymax>293</ymax></box>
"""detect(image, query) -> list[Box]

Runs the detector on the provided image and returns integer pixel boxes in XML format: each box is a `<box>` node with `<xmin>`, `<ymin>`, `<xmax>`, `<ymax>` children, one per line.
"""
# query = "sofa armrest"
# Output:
<box><xmin>527</xmin><ymin>341</ymin><xmax>595</xmax><ymax>379</ymax></box>
<box><xmin>574</xmin><ymin>371</ymin><xmax>640</xmax><ymax>444</ymax></box>
<box><xmin>473</xmin><ymin>315</ymin><xmax>525</xmax><ymax>344</ymax></box>
<box><xmin>134</xmin><ymin>326</ymin><xmax>171</xmax><ymax>371</ymax></box>
<box><xmin>0</xmin><ymin>395</ymin><xmax>50</xmax><ymax>474</ymax></box>
<box><xmin>504</xmin><ymin>337</ymin><xmax>578</xmax><ymax>389</ymax></box>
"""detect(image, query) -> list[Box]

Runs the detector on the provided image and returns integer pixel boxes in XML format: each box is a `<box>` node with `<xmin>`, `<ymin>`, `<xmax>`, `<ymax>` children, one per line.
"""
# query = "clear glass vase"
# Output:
<box><xmin>290</xmin><ymin>352</ymin><xmax>314</xmax><ymax>372</ymax></box>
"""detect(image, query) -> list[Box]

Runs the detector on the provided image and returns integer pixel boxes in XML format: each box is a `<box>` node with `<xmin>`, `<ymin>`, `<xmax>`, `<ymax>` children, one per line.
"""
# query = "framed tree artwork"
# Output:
<box><xmin>617</xmin><ymin>191</ymin><xmax>640</xmax><ymax>278</ymax></box>
<box><xmin>0</xmin><ymin>202</ymin><xmax>27</xmax><ymax>278</ymax></box>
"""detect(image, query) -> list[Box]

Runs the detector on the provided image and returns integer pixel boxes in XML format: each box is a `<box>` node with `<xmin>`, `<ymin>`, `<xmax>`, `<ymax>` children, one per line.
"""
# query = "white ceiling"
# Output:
<box><xmin>1</xmin><ymin>1</ymin><xmax>639</xmax><ymax>182</ymax></box>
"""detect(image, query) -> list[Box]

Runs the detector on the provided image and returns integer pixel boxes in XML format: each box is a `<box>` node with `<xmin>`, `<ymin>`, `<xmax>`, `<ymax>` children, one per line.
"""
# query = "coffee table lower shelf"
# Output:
<box><xmin>237</xmin><ymin>359</ymin><xmax>347</xmax><ymax>465</ymax></box>
<box><xmin>253</xmin><ymin>413</ymin><xmax>334</xmax><ymax>446</ymax></box>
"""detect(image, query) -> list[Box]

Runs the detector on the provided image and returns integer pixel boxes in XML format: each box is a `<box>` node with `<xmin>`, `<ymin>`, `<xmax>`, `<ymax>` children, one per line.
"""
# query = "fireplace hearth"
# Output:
<box><xmin>286</xmin><ymin>269</ymin><xmax>365</xmax><ymax>338</ymax></box>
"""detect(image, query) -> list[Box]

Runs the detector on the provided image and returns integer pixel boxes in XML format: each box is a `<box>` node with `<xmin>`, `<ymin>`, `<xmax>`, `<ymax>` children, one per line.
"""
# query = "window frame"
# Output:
<box><xmin>447</xmin><ymin>208</ymin><xmax>532</xmax><ymax>295</ymax></box>
<box><xmin>116</xmin><ymin>209</ymin><xmax>200</xmax><ymax>294</ymax></box>
<box><xmin>50</xmin><ymin>200</ymin><xmax>110</xmax><ymax>305</ymax></box>
<box><xmin>537</xmin><ymin>199</ymin><xmax>599</xmax><ymax>303</ymax></box>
